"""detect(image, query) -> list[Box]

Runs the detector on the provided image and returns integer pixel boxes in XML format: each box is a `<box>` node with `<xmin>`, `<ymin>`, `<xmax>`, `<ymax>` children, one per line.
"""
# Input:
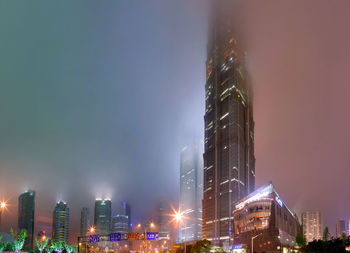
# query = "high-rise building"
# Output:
<box><xmin>52</xmin><ymin>201</ymin><xmax>69</xmax><ymax>242</ymax></box>
<box><xmin>155</xmin><ymin>200</ymin><xmax>176</xmax><ymax>244</ymax></box>
<box><xmin>179</xmin><ymin>143</ymin><xmax>203</xmax><ymax>242</ymax></box>
<box><xmin>120</xmin><ymin>201</ymin><xmax>131</xmax><ymax>228</ymax></box>
<box><xmin>202</xmin><ymin>3</ymin><xmax>255</xmax><ymax>247</ymax></box>
<box><xmin>336</xmin><ymin>220</ymin><xmax>347</xmax><ymax>238</ymax></box>
<box><xmin>112</xmin><ymin>214</ymin><xmax>129</xmax><ymax>234</ymax></box>
<box><xmin>301</xmin><ymin>211</ymin><xmax>323</xmax><ymax>242</ymax></box>
<box><xmin>80</xmin><ymin>207</ymin><xmax>90</xmax><ymax>237</ymax></box>
<box><xmin>94</xmin><ymin>199</ymin><xmax>111</xmax><ymax>234</ymax></box>
<box><xmin>18</xmin><ymin>190</ymin><xmax>35</xmax><ymax>249</ymax></box>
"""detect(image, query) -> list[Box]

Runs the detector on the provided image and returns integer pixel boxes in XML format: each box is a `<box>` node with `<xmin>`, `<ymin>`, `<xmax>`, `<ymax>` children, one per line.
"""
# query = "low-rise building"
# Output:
<box><xmin>231</xmin><ymin>183</ymin><xmax>301</xmax><ymax>253</ymax></box>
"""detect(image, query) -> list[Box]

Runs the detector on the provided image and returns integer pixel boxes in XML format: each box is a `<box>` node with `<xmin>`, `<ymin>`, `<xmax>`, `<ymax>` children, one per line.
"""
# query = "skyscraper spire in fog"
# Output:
<box><xmin>202</xmin><ymin>2</ymin><xmax>255</xmax><ymax>247</ymax></box>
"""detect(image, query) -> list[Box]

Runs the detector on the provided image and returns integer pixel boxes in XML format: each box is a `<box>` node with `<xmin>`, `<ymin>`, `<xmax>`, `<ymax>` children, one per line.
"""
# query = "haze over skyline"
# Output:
<box><xmin>0</xmin><ymin>0</ymin><xmax>350</xmax><ymax>240</ymax></box>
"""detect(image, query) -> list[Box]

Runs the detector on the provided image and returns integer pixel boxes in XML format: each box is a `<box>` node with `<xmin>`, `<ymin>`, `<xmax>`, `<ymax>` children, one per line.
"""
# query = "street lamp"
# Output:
<box><xmin>0</xmin><ymin>201</ymin><xmax>7</xmax><ymax>226</ymax></box>
<box><xmin>89</xmin><ymin>226</ymin><xmax>96</xmax><ymax>234</ymax></box>
<box><xmin>174</xmin><ymin>210</ymin><xmax>187</xmax><ymax>253</ymax></box>
<box><xmin>251</xmin><ymin>233</ymin><xmax>262</xmax><ymax>253</ymax></box>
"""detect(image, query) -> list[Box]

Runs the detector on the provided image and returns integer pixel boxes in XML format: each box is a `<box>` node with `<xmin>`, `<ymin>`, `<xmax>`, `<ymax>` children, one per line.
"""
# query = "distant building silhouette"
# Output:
<box><xmin>18</xmin><ymin>190</ymin><xmax>35</xmax><ymax>249</ymax></box>
<box><xmin>301</xmin><ymin>211</ymin><xmax>323</xmax><ymax>242</ymax></box>
<box><xmin>179</xmin><ymin>143</ymin><xmax>203</xmax><ymax>242</ymax></box>
<box><xmin>336</xmin><ymin>220</ymin><xmax>347</xmax><ymax>238</ymax></box>
<box><xmin>52</xmin><ymin>201</ymin><xmax>69</xmax><ymax>242</ymax></box>
<box><xmin>94</xmin><ymin>199</ymin><xmax>111</xmax><ymax>234</ymax></box>
<box><xmin>80</xmin><ymin>207</ymin><xmax>90</xmax><ymax>237</ymax></box>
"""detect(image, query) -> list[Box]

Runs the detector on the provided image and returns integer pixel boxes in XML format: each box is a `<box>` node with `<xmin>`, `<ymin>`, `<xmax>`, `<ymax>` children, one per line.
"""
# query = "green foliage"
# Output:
<box><xmin>323</xmin><ymin>226</ymin><xmax>330</xmax><ymax>241</ymax></box>
<box><xmin>51</xmin><ymin>241</ymin><xmax>65</xmax><ymax>253</ymax></box>
<box><xmin>299</xmin><ymin>236</ymin><xmax>350</xmax><ymax>253</ymax></box>
<box><xmin>35</xmin><ymin>237</ymin><xmax>49</xmax><ymax>252</ymax></box>
<box><xmin>45</xmin><ymin>240</ymin><xmax>54</xmax><ymax>253</ymax></box>
<box><xmin>10</xmin><ymin>228</ymin><xmax>28</xmax><ymax>253</ymax></box>
<box><xmin>0</xmin><ymin>236</ymin><xmax>7</xmax><ymax>253</ymax></box>
<box><xmin>65</xmin><ymin>243</ymin><xmax>78</xmax><ymax>253</ymax></box>
<box><xmin>190</xmin><ymin>239</ymin><xmax>212</xmax><ymax>253</ymax></box>
<box><xmin>296</xmin><ymin>231</ymin><xmax>307</xmax><ymax>247</ymax></box>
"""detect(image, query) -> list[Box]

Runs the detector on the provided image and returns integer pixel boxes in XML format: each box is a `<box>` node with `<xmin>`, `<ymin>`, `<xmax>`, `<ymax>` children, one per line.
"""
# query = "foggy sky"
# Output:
<box><xmin>0</xmin><ymin>0</ymin><xmax>349</xmax><ymax>240</ymax></box>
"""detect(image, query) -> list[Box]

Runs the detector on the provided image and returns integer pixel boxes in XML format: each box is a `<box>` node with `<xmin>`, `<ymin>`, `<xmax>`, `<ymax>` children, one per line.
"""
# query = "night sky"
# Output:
<box><xmin>1</xmin><ymin>0</ymin><xmax>350</xmax><ymax>240</ymax></box>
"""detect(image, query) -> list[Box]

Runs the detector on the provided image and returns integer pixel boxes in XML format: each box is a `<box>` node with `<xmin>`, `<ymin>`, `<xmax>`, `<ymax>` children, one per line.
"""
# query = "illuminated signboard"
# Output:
<box><xmin>110</xmin><ymin>233</ymin><xmax>122</xmax><ymax>242</ymax></box>
<box><xmin>128</xmin><ymin>233</ymin><xmax>141</xmax><ymax>240</ymax></box>
<box><xmin>146</xmin><ymin>232</ymin><xmax>159</xmax><ymax>241</ymax></box>
<box><xmin>89</xmin><ymin>234</ymin><xmax>100</xmax><ymax>243</ymax></box>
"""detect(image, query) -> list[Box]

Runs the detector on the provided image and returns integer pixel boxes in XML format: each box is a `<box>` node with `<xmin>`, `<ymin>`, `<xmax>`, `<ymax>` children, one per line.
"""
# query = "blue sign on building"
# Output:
<box><xmin>110</xmin><ymin>233</ymin><xmax>122</xmax><ymax>242</ymax></box>
<box><xmin>146</xmin><ymin>232</ymin><xmax>159</xmax><ymax>241</ymax></box>
<box><xmin>89</xmin><ymin>234</ymin><xmax>100</xmax><ymax>243</ymax></box>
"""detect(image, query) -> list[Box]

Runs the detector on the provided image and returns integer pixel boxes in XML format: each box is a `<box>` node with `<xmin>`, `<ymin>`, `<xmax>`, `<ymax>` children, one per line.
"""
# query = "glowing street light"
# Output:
<box><xmin>172</xmin><ymin>209</ymin><xmax>188</xmax><ymax>253</ymax></box>
<box><xmin>150</xmin><ymin>222</ymin><xmax>155</xmax><ymax>228</ymax></box>
<box><xmin>0</xmin><ymin>202</ymin><xmax>6</xmax><ymax>209</ymax></box>
<box><xmin>89</xmin><ymin>226</ymin><xmax>95</xmax><ymax>234</ymax></box>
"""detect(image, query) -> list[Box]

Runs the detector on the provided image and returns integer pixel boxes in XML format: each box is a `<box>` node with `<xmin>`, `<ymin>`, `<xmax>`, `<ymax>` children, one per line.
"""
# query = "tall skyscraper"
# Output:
<box><xmin>112</xmin><ymin>202</ymin><xmax>131</xmax><ymax>234</ymax></box>
<box><xmin>301</xmin><ymin>211</ymin><xmax>323</xmax><ymax>242</ymax></box>
<box><xmin>80</xmin><ymin>207</ymin><xmax>90</xmax><ymax>237</ymax></box>
<box><xmin>18</xmin><ymin>191</ymin><xmax>35</xmax><ymax>249</ymax></box>
<box><xmin>202</xmin><ymin>3</ymin><xmax>255</xmax><ymax>247</ymax></box>
<box><xmin>52</xmin><ymin>201</ymin><xmax>69</xmax><ymax>242</ymax></box>
<box><xmin>179</xmin><ymin>143</ymin><xmax>203</xmax><ymax>242</ymax></box>
<box><xmin>336</xmin><ymin>220</ymin><xmax>347</xmax><ymax>238</ymax></box>
<box><xmin>155</xmin><ymin>199</ymin><xmax>176</xmax><ymax>243</ymax></box>
<box><xmin>94</xmin><ymin>199</ymin><xmax>111</xmax><ymax>234</ymax></box>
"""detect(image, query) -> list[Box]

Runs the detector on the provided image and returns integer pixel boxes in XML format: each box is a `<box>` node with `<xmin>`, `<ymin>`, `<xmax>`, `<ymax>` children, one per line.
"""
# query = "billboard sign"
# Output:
<box><xmin>89</xmin><ymin>234</ymin><xmax>100</xmax><ymax>243</ymax></box>
<box><xmin>146</xmin><ymin>232</ymin><xmax>159</xmax><ymax>241</ymax></box>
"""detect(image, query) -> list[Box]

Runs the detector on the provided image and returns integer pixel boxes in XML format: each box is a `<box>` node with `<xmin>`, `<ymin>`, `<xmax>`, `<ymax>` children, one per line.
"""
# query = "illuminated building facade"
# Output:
<box><xmin>203</xmin><ymin>3</ymin><xmax>255</xmax><ymax>247</ymax></box>
<box><xmin>232</xmin><ymin>183</ymin><xmax>301</xmax><ymax>253</ymax></box>
<box><xmin>179</xmin><ymin>143</ymin><xmax>203</xmax><ymax>242</ymax></box>
<box><xmin>336</xmin><ymin>220</ymin><xmax>347</xmax><ymax>238</ymax></box>
<box><xmin>94</xmin><ymin>199</ymin><xmax>111</xmax><ymax>234</ymax></box>
<box><xmin>52</xmin><ymin>201</ymin><xmax>70</xmax><ymax>242</ymax></box>
<box><xmin>18</xmin><ymin>190</ymin><xmax>35</xmax><ymax>249</ymax></box>
<box><xmin>80</xmin><ymin>207</ymin><xmax>90</xmax><ymax>237</ymax></box>
<box><xmin>155</xmin><ymin>200</ymin><xmax>175</xmax><ymax>247</ymax></box>
<box><xmin>301</xmin><ymin>211</ymin><xmax>323</xmax><ymax>242</ymax></box>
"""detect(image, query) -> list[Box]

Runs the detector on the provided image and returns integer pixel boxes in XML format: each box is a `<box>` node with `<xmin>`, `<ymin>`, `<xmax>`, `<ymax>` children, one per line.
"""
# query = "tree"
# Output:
<box><xmin>296</xmin><ymin>231</ymin><xmax>307</xmax><ymax>247</ymax></box>
<box><xmin>51</xmin><ymin>241</ymin><xmax>65</xmax><ymax>253</ymax></box>
<box><xmin>323</xmin><ymin>226</ymin><xmax>330</xmax><ymax>241</ymax></box>
<box><xmin>10</xmin><ymin>228</ymin><xmax>27</xmax><ymax>253</ymax></box>
<box><xmin>0</xmin><ymin>236</ymin><xmax>7</xmax><ymax>253</ymax></box>
<box><xmin>190</xmin><ymin>239</ymin><xmax>212</xmax><ymax>253</ymax></box>
<box><xmin>65</xmin><ymin>243</ymin><xmax>78</xmax><ymax>253</ymax></box>
<box><xmin>45</xmin><ymin>240</ymin><xmax>54</xmax><ymax>253</ymax></box>
<box><xmin>35</xmin><ymin>237</ymin><xmax>49</xmax><ymax>253</ymax></box>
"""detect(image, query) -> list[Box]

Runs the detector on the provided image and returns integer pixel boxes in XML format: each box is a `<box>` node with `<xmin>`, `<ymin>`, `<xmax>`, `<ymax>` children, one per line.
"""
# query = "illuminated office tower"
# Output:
<box><xmin>52</xmin><ymin>201</ymin><xmax>69</xmax><ymax>242</ymax></box>
<box><xmin>18</xmin><ymin>191</ymin><xmax>35</xmax><ymax>249</ymax></box>
<box><xmin>202</xmin><ymin>3</ymin><xmax>255</xmax><ymax>247</ymax></box>
<box><xmin>80</xmin><ymin>207</ymin><xmax>90</xmax><ymax>237</ymax></box>
<box><xmin>301</xmin><ymin>211</ymin><xmax>323</xmax><ymax>242</ymax></box>
<box><xmin>112</xmin><ymin>202</ymin><xmax>131</xmax><ymax>234</ymax></box>
<box><xmin>179</xmin><ymin>143</ymin><xmax>203</xmax><ymax>242</ymax></box>
<box><xmin>94</xmin><ymin>199</ymin><xmax>111</xmax><ymax>234</ymax></box>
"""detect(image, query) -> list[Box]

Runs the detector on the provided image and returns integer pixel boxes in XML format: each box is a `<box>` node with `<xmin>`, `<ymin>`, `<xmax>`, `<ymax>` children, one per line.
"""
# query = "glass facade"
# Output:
<box><xmin>18</xmin><ymin>190</ymin><xmax>35</xmax><ymax>249</ymax></box>
<box><xmin>179</xmin><ymin>143</ymin><xmax>203</xmax><ymax>242</ymax></box>
<box><xmin>52</xmin><ymin>201</ymin><xmax>70</xmax><ymax>242</ymax></box>
<box><xmin>203</xmin><ymin>4</ymin><xmax>255</xmax><ymax>247</ymax></box>
<box><xmin>94</xmin><ymin>199</ymin><xmax>111</xmax><ymax>235</ymax></box>
<box><xmin>232</xmin><ymin>184</ymin><xmax>301</xmax><ymax>253</ymax></box>
<box><xmin>80</xmin><ymin>207</ymin><xmax>90</xmax><ymax>237</ymax></box>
